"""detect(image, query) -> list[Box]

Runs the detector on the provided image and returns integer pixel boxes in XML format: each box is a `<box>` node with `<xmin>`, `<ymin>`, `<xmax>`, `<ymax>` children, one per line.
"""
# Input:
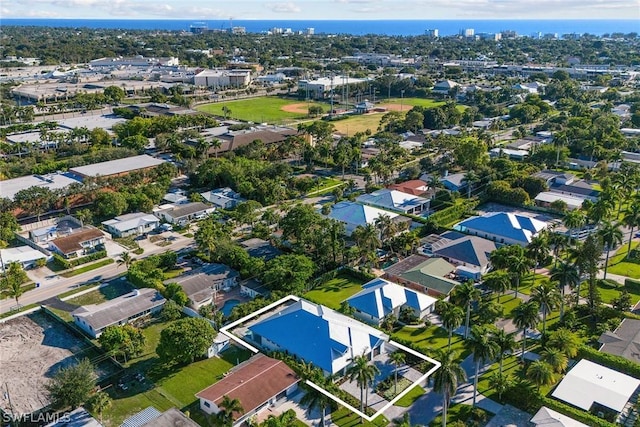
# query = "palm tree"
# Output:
<box><xmin>526</xmin><ymin>360</ymin><xmax>556</xmax><ymax>392</ymax></box>
<box><xmin>452</xmin><ymin>280</ymin><xmax>480</xmax><ymax>339</ymax></box>
<box><xmin>483</xmin><ymin>270</ymin><xmax>511</xmax><ymax>298</ymax></box>
<box><xmin>547</xmin><ymin>328</ymin><xmax>580</xmax><ymax>358</ymax></box>
<box><xmin>526</xmin><ymin>235</ymin><xmax>549</xmax><ymax>274</ymax></box>
<box><xmin>541</xmin><ymin>348</ymin><xmax>568</xmax><ymax>374</ymax></box>
<box><xmin>623</xmin><ymin>198</ymin><xmax>640</xmax><ymax>256</ymax></box>
<box><xmin>116</xmin><ymin>251</ymin><xmax>134</xmax><ymax>271</ymax></box>
<box><xmin>299</xmin><ymin>384</ymin><xmax>331</xmax><ymax>427</ymax></box>
<box><xmin>262</xmin><ymin>409</ymin><xmax>298</xmax><ymax>427</ymax></box>
<box><xmin>432</xmin><ymin>349</ymin><xmax>467</xmax><ymax>427</ymax></box>
<box><xmin>346</xmin><ymin>353</ymin><xmax>380</xmax><ymax>421</ymax></box>
<box><xmin>512</xmin><ymin>301</ymin><xmax>540</xmax><ymax>362</ymax></box>
<box><xmin>352</xmin><ymin>224</ymin><xmax>381</xmax><ymax>265</ymax></box>
<box><xmin>88</xmin><ymin>391</ymin><xmax>112</xmax><ymax>424</ymax></box>
<box><xmin>462</xmin><ymin>170</ymin><xmax>478</xmax><ymax>199</ymax></box>
<box><xmin>211</xmin><ymin>138</ymin><xmax>222</xmax><ymax>158</ymax></box>
<box><xmin>506</xmin><ymin>246</ymin><xmax>531</xmax><ymax>299</ymax></box>
<box><xmin>563</xmin><ymin>209</ymin><xmax>586</xmax><ymax>244</ymax></box>
<box><xmin>467</xmin><ymin>325</ymin><xmax>499</xmax><ymax>406</ymax></box>
<box><xmin>374</xmin><ymin>214</ymin><xmax>394</xmax><ymax>241</ymax></box>
<box><xmin>8</xmin><ymin>275</ymin><xmax>24</xmax><ymax>307</ymax></box>
<box><xmin>530</xmin><ymin>281</ymin><xmax>561</xmax><ymax>335</ymax></box>
<box><xmin>217</xmin><ymin>395</ymin><xmax>244</xmax><ymax>426</ymax></box>
<box><xmin>440</xmin><ymin>302</ymin><xmax>464</xmax><ymax>350</ymax></box>
<box><xmin>493</xmin><ymin>328</ymin><xmax>516</xmax><ymax>376</ymax></box>
<box><xmin>550</xmin><ymin>261</ymin><xmax>579</xmax><ymax>321</ymax></box>
<box><xmin>390</xmin><ymin>351</ymin><xmax>406</xmax><ymax>395</ymax></box>
<box><xmin>597</xmin><ymin>220</ymin><xmax>623</xmax><ymax>280</ymax></box>
<box><xmin>548</xmin><ymin>232</ymin><xmax>569</xmax><ymax>268</ymax></box>
<box><xmin>488</xmin><ymin>372</ymin><xmax>513</xmax><ymax>401</ymax></box>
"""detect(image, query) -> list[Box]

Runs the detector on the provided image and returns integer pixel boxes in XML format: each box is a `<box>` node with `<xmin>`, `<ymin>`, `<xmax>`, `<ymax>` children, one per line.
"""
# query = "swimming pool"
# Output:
<box><xmin>221</xmin><ymin>299</ymin><xmax>240</xmax><ymax>316</ymax></box>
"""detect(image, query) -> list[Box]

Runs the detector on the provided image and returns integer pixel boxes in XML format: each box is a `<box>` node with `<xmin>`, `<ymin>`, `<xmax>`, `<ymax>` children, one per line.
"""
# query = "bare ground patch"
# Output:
<box><xmin>377</xmin><ymin>103</ymin><xmax>406</xmax><ymax>112</ymax></box>
<box><xmin>0</xmin><ymin>312</ymin><xmax>115</xmax><ymax>416</ymax></box>
<box><xmin>280</xmin><ymin>102</ymin><xmax>311</xmax><ymax>114</ymax></box>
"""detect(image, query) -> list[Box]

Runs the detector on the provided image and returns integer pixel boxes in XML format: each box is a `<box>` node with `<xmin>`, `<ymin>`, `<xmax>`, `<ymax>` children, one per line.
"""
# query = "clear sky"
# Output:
<box><xmin>2</xmin><ymin>0</ymin><xmax>639</xmax><ymax>20</ymax></box>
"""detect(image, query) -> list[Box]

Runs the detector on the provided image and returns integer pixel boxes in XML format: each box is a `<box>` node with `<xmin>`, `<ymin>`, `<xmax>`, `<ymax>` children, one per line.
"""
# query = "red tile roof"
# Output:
<box><xmin>196</xmin><ymin>354</ymin><xmax>298</xmax><ymax>414</ymax></box>
<box><xmin>51</xmin><ymin>228</ymin><xmax>104</xmax><ymax>255</ymax></box>
<box><xmin>388</xmin><ymin>180</ymin><xmax>429</xmax><ymax>196</ymax></box>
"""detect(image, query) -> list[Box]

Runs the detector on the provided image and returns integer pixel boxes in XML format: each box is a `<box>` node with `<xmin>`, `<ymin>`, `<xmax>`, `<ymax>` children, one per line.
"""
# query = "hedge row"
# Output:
<box><xmin>53</xmin><ymin>250</ymin><xmax>107</xmax><ymax>270</ymax></box>
<box><xmin>429</xmin><ymin>200</ymin><xmax>478</xmax><ymax>227</ymax></box>
<box><xmin>578</xmin><ymin>345</ymin><xmax>640</xmax><ymax>379</ymax></box>
<box><xmin>540</xmin><ymin>396</ymin><xmax>616</xmax><ymax>427</ymax></box>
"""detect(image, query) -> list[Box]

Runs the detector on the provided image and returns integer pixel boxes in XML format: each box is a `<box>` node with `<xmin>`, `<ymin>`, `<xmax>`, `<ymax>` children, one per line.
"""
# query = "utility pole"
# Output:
<box><xmin>330</xmin><ymin>75</ymin><xmax>334</xmax><ymax>118</ymax></box>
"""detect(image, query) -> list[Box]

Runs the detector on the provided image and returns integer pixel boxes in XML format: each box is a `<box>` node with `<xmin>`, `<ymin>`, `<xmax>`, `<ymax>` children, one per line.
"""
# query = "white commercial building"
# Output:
<box><xmin>193</xmin><ymin>69</ymin><xmax>252</xmax><ymax>88</ymax></box>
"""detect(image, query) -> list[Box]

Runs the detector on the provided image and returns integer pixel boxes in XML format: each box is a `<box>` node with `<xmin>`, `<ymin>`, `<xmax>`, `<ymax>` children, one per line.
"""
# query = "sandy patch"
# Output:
<box><xmin>0</xmin><ymin>312</ymin><xmax>115</xmax><ymax>416</ymax></box>
<box><xmin>280</xmin><ymin>103</ymin><xmax>311</xmax><ymax>114</ymax></box>
<box><xmin>377</xmin><ymin>103</ymin><xmax>409</xmax><ymax>112</ymax></box>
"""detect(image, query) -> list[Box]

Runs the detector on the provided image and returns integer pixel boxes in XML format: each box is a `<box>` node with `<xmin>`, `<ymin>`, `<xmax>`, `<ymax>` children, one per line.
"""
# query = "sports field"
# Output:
<box><xmin>196</xmin><ymin>96</ymin><xmax>327</xmax><ymax>124</ymax></box>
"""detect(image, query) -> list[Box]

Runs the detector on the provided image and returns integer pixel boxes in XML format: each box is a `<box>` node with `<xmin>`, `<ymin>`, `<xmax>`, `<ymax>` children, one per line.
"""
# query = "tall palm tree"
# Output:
<box><xmin>512</xmin><ymin>301</ymin><xmax>540</xmax><ymax>362</ymax></box>
<box><xmin>598</xmin><ymin>220</ymin><xmax>623</xmax><ymax>280</ymax></box>
<box><xmin>452</xmin><ymin>280</ymin><xmax>480</xmax><ymax>339</ymax></box>
<box><xmin>374</xmin><ymin>214</ymin><xmax>394</xmax><ymax>241</ymax></box>
<box><xmin>526</xmin><ymin>360</ymin><xmax>556</xmax><ymax>392</ymax></box>
<box><xmin>440</xmin><ymin>302</ymin><xmax>464</xmax><ymax>350</ymax></box>
<box><xmin>217</xmin><ymin>395</ymin><xmax>244</xmax><ymax>427</ymax></box>
<box><xmin>299</xmin><ymin>384</ymin><xmax>331</xmax><ymax>427</ymax></box>
<box><xmin>352</xmin><ymin>224</ymin><xmax>381</xmax><ymax>265</ymax></box>
<box><xmin>547</xmin><ymin>328</ymin><xmax>580</xmax><ymax>358</ymax></box>
<box><xmin>550</xmin><ymin>261</ymin><xmax>579</xmax><ymax>321</ymax></box>
<box><xmin>462</xmin><ymin>170</ymin><xmax>478</xmax><ymax>199</ymax></box>
<box><xmin>432</xmin><ymin>349</ymin><xmax>467</xmax><ymax>427</ymax></box>
<box><xmin>390</xmin><ymin>351</ymin><xmax>406</xmax><ymax>395</ymax></box>
<box><xmin>506</xmin><ymin>246</ymin><xmax>531</xmax><ymax>299</ymax></box>
<box><xmin>467</xmin><ymin>325</ymin><xmax>499</xmax><ymax>406</ymax></box>
<box><xmin>548</xmin><ymin>232</ymin><xmax>569</xmax><ymax>268</ymax></box>
<box><xmin>211</xmin><ymin>138</ymin><xmax>222</xmax><ymax>158</ymax></box>
<box><xmin>88</xmin><ymin>391</ymin><xmax>112</xmax><ymax>424</ymax></box>
<box><xmin>526</xmin><ymin>235</ymin><xmax>549</xmax><ymax>274</ymax></box>
<box><xmin>346</xmin><ymin>354</ymin><xmax>380</xmax><ymax>421</ymax></box>
<box><xmin>623</xmin><ymin>198</ymin><xmax>640</xmax><ymax>256</ymax></box>
<box><xmin>483</xmin><ymin>270</ymin><xmax>511</xmax><ymax>298</ymax></box>
<box><xmin>563</xmin><ymin>209</ymin><xmax>586</xmax><ymax>244</ymax></box>
<box><xmin>116</xmin><ymin>251</ymin><xmax>134</xmax><ymax>271</ymax></box>
<box><xmin>530</xmin><ymin>281</ymin><xmax>561</xmax><ymax>335</ymax></box>
<box><xmin>493</xmin><ymin>328</ymin><xmax>516</xmax><ymax>376</ymax></box>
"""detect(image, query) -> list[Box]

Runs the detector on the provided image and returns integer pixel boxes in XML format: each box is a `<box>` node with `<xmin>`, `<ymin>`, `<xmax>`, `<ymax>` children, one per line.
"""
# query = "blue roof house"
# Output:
<box><xmin>346</xmin><ymin>278</ymin><xmax>438</xmax><ymax>326</ymax></box>
<box><xmin>249</xmin><ymin>299</ymin><xmax>388</xmax><ymax>376</ymax></box>
<box><xmin>455</xmin><ymin>212</ymin><xmax>547</xmax><ymax>246</ymax></box>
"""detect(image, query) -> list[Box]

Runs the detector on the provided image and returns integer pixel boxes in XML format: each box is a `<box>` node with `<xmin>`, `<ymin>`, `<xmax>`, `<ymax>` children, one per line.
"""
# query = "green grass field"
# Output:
<box><xmin>304</xmin><ymin>272</ymin><xmax>367</xmax><ymax>309</ymax></box>
<box><xmin>66</xmin><ymin>281</ymin><xmax>133</xmax><ymax>306</ymax></box>
<box><xmin>196</xmin><ymin>96</ymin><xmax>326</xmax><ymax>123</ymax></box>
<box><xmin>392</xmin><ymin>325</ymin><xmax>471</xmax><ymax>359</ymax></box>
<box><xmin>331</xmin><ymin>407</ymin><xmax>388</xmax><ymax>427</ymax></box>
<box><xmin>330</xmin><ymin>114</ymin><xmax>384</xmax><ymax>135</ymax></box>
<box><xmin>607</xmin><ymin>241</ymin><xmax>640</xmax><ymax>279</ymax></box>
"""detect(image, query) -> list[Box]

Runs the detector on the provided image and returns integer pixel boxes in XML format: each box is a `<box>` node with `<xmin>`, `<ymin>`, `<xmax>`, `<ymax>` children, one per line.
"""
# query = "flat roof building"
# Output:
<box><xmin>68</xmin><ymin>155</ymin><xmax>165</xmax><ymax>179</ymax></box>
<box><xmin>0</xmin><ymin>172</ymin><xmax>81</xmax><ymax>201</ymax></box>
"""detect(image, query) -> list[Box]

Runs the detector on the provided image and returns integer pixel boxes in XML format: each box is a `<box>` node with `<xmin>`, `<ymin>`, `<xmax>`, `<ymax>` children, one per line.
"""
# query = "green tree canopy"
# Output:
<box><xmin>156</xmin><ymin>317</ymin><xmax>215</xmax><ymax>365</ymax></box>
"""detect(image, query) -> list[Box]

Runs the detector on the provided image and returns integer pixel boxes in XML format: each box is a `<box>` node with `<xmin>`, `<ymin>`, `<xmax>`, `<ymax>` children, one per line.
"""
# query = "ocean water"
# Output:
<box><xmin>1</xmin><ymin>19</ymin><xmax>637</xmax><ymax>37</ymax></box>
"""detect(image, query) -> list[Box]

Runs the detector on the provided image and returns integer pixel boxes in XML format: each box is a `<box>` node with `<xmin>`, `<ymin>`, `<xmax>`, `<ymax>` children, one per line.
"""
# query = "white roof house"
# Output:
<box><xmin>69</xmin><ymin>154</ymin><xmax>165</xmax><ymax>179</ymax></box>
<box><xmin>347</xmin><ymin>278</ymin><xmax>437</xmax><ymax>325</ymax></box>
<box><xmin>356</xmin><ymin>189</ymin><xmax>430</xmax><ymax>215</ymax></box>
<box><xmin>534</xmin><ymin>192</ymin><xmax>586</xmax><ymax>211</ymax></box>
<box><xmin>327</xmin><ymin>201</ymin><xmax>400</xmax><ymax>236</ymax></box>
<box><xmin>530</xmin><ymin>406</ymin><xmax>588</xmax><ymax>427</ymax></box>
<box><xmin>0</xmin><ymin>246</ymin><xmax>47</xmax><ymax>271</ymax></box>
<box><xmin>0</xmin><ymin>172</ymin><xmax>81</xmax><ymax>201</ymax></box>
<box><xmin>102</xmin><ymin>212</ymin><xmax>160</xmax><ymax>238</ymax></box>
<box><xmin>551</xmin><ymin>359</ymin><xmax>640</xmax><ymax>413</ymax></box>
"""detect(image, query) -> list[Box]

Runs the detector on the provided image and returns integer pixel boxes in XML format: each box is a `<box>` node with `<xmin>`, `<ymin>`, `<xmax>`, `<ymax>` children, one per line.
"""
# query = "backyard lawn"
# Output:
<box><xmin>392</xmin><ymin>325</ymin><xmax>471</xmax><ymax>359</ymax></box>
<box><xmin>66</xmin><ymin>281</ymin><xmax>133</xmax><ymax>306</ymax></box>
<box><xmin>607</xmin><ymin>241</ymin><xmax>640</xmax><ymax>279</ymax></box>
<box><xmin>307</xmin><ymin>177</ymin><xmax>345</xmax><ymax>196</ymax></box>
<box><xmin>331</xmin><ymin>407</ymin><xmax>388</xmax><ymax>427</ymax></box>
<box><xmin>494</xmin><ymin>294</ymin><xmax>523</xmax><ymax>318</ymax></box>
<box><xmin>579</xmin><ymin>278</ymin><xmax>640</xmax><ymax>305</ymax></box>
<box><xmin>429</xmin><ymin>403</ymin><xmax>492</xmax><ymax>427</ymax></box>
<box><xmin>196</xmin><ymin>96</ymin><xmax>327</xmax><ymax>123</ymax></box>
<box><xmin>304</xmin><ymin>272</ymin><xmax>368</xmax><ymax>309</ymax></box>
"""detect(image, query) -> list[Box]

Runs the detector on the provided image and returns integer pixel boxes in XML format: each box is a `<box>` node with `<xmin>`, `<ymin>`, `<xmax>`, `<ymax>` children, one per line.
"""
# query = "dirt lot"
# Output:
<box><xmin>280</xmin><ymin>102</ymin><xmax>310</xmax><ymax>114</ymax></box>
<box><xmin>0</xmin><ymin>312</ymin><xmax>103</xmax><ymax>415</ymax></box>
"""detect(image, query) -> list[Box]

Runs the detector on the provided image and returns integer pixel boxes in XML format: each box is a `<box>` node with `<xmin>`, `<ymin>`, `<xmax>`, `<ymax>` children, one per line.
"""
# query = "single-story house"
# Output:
<box><xmin>388</xmin><ymin>179</ymin><xmax>432</xmax><ymax>197</ymax></box>
<box><xmin>432</xmin><ymin>80</ymin><xmax>459</xmax><ymax>95</ymax></box>
<box><xmin>534</xmin><ymin>191</ymin><xmax>586</xmax><ymax>211</ymax></box>
<box><xmin>239</xmin><ymin>238</ymin><xmax>282</xmax><ymax>261</ymax></box>
<box><xmin>326</xmin><ymin>201</ymin><xmax>409</xmax><ymax>236</ymax></box>
<box><xmin>489</xmin><ymin>147</ymin><xmax>529</xmax><ymax>161</ymax></box>
<box><xmin>102</xmin><ymin>212</ymin><xmax>160</xmax><ymax>238</ymax></box>
<box><xmin>200</xmin><ymin>187</ymin><xmax>245</xmax><ymax>209</ymax></box>
<box><xmin>551</xmin><ymin>359</ymin><xmax>640</xmax><ymax>415</ymax></box>
<box><xmin>0</xmin><ymin>246</ymin><xmax>48</xmax><ymax>271</ymax></box>
<box><xmin>168</xmin><ymin>264</ymin><xmax>239</xmax><ymax>309</ymax></box>
<box><xmin>356</xmin><ymin>189</ymin><xmax>430</xmax><ymax>216</ymax></box>
<box><xmin>598</xmin><ymin>319</ymin><xmax>640</xmax><ymax>364</ymax></box>
<box><xmin>29</xmin><ymin>216</ymin><xmax>83</xmax><ymax>243</ymax></box>
<box><xmin>454</xmin><ymin>212</ymin><xmax>548</xmax><ymax>247</ymax></box>
<box><xmin>439</xmin><ymin>172</ymin><xmax>466</xmax><ymax>192</ymax></box>
<box><xmin>72</xmin><ymin>288</ymin><xmax>166</xmax><ymax>338</ymax></box>
<box><xmin>162</xmin><ymin>189</ymin><xmax>188</xmax><ymax>204</ymax></box>
<box><xmin>384</xmin><ymin>254</ymin><xmax>460</xmax><ymax>297</ymax></box>
<box><xmin>196</xmin><ymin>354</ymin><xmax>299</xmax><ymax>426</ymax></box>
<box><xmin>249</xmin><ymin>299</ymin><xmax>388</xmax><ymax>376</ymax></box>
<box><xmin>240</xmin><ymin>278</ymin><xmax>270</xmax><ymax>299</ymax></box>
<box><xmin>346</xmin><ymin>278</ymin><xmax>437</xmax><ymax>325</ymax></box>
<box><xmin>49</xmin><ymin>227</ymin><xmax>105</xmax><ymax>259</ymax></box>
<box><xmin>432</xmin><ymin>235</ymin><xmax>496</xmax><ymax>280</ymax></box>
<box><xmin>530</xmin><ymin>406</ymin><xmax>588</xmax><ymax>427</ymax></box>
<box><xmin>153</xmin><ymin>202</ymin><xmax>214</xmax><ymax>226</ymax></box>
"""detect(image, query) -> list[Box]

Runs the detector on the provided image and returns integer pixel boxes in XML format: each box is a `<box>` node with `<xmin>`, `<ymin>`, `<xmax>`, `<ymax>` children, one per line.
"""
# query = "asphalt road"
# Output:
<box><xmin>0</xmin><ymin>236</ymin><xmax>195</xmax><ymax>315</ymax></box>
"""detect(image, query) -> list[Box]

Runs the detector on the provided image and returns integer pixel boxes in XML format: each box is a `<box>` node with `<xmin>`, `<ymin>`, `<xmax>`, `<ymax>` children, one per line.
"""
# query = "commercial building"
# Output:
<box><xmin>193</xmin><ymin>69</ymin><xmax>252</xmax><ymax>88</ymax></box>
<box><xmin>68</xmin><ymin>155</ymin><xmax>165</xmax><ymax>180</ymax></box>
<box><xmin>298</xmin><ymin>75</ymin><xmax>370</xmax><ymax>99</ymax></box>
<box><xmin>0</xmin><ymin>173</ymin><xmax>81</xmax><ymax>201</ymax></box>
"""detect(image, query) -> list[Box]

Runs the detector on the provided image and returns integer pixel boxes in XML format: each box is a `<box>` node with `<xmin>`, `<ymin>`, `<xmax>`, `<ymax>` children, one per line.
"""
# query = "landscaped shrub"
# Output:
<box><xmin>541</xmin><ymin>396</ymin><xmax>616</xmax><ymax>427</ymax></box>
<box><xmin>53</xmin><ymin>250</ymin><xmax>107</xmax><ymax>269</ymax></box>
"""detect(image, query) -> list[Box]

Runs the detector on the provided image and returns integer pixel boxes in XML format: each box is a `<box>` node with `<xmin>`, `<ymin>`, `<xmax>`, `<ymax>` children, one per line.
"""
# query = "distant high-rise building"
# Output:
<box><xmin>425</xmin><ymin>29</ymin><xmax>439</xmax><ymax>38</ymax></box>
<box><xmin>501</xmin><ymin>30</ymin><xmax>517</xmax><ymax>39</ymax></box>
<box><xmin>305</xmin><ymin>27</ymin><xmax>315</xmax><ymax>35</ymax></box>
<box><xmin>231</xmin><ymin>27</ymin><xmax>246</xmax><ymax>34</ymax></box>
<box><xmin>461</xmin><ymin>28</ymin><xmax>475</xmax><ymax>38</ymax></box>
